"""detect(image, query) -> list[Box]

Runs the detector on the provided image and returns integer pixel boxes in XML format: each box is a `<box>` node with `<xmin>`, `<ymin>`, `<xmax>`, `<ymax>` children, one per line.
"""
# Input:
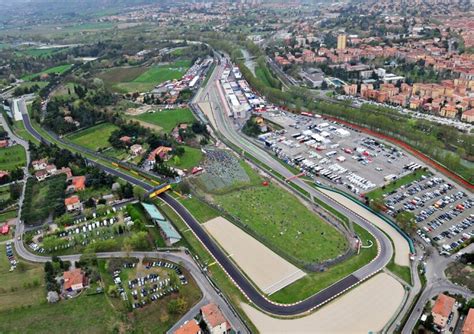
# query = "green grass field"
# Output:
<box><xmin>133</xmin><ymin>108</ymin><xmax>195</xmax><ymax>133</ymax></box>
<box><xmin>110</xmin><ymin>60</ymin><xmax>191</xmax><ymax>93</ymax></box>
<box><xmin>178</xmin><ymin>196</ymin><xmax>220</xmax><ymax>224</ymax></box>
<box><xmin>16</xmin><ymin>81</ymin><xmax>48</xmax><ymax>90</ymax></box>
<box><xmin>0</xmin><ymin>145</ymin><xmax>26</xmax><ymax>171</ymax></box>
<box><xmin>366</xmin><ymin>170</ymin><xmax>430</xmax><ymax>200</ymax></box>
<box><xmin>16</xmin><ymin>47</ymin><xmax>67</xmax><ymax>58</ymax></box>
<box><xmin>0</xmin><ymin>293</ymin><xmax>120</xmax><ymax>333</ymax></box>
<box><xmin>13</xmin><ymin>120</ymin><xmax>40</xmax><ymax>144</ymax></box>
<box><xmin>214</xmin><ymin>181</ymin><xmax>347</xmax><ymax>265</ymax></box>
<box><xmin>269</xmin><ymin>224</ymin><xmax>378</xmax><ymax>303</ymax></box>
<box><xmin>21</xmin><ymin>64</ymin><xmax>73</xmax><ymax>81</ymax></box>
<box><xmin>0</xmin><ymin>210</ymin><xmax>17</xmax><ymax>224</ymax></box>
<box><xmin>66</xmin><ymin>123</ymin><xmax>119</xmax><ymax>150</ymax></box>
<box><xmin>168</xmin><ymin>147</ymin><xmax>203</xmax><ymax>170</ymax></box>
<box><xmin>0</xmin><ymin>247</ymin><xmax>44</xmax><ymax>312</ymax></box>
<box><xmin>0</xmin><ymin>185</ymin><xmax>9</xmax><ymax>201</ymax></box>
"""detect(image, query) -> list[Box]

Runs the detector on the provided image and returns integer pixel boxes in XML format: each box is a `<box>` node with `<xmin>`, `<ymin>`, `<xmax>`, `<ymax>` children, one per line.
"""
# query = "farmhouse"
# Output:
<box><xmin>65</xmin><ymin>195</ymin><xmax>82</xmax><ymax>212</ymax></box>
<box><xmin>63</xmin><ymin>268</ymin><xmax>86</xmax><ymax>292</ymax></box>
<box><xmin>432</xmin><ymin>294</ymin><xmax>455</xmax><ymax>329</ymax></box>
<box><xmin>0</xmin><ymin>139</ymin><xmax>8</xmax><ymax>148</ymax></box>
<box><xmin>200</xmin><ymin>303</ymin><xmax>231</xmax><ymax>334</ymax></box>
<box><xmin>141</xmin><ymin>202</ymin><xmax>181</xmax><ymax>245</ymax></box>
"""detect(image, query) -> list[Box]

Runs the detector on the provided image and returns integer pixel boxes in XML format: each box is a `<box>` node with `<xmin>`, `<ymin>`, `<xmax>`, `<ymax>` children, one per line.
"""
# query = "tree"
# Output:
<box><xmin>396</xmin><ymin>211</ymin><xmax>416</xmax><ymax>236</ymax></box>
<box><xmin>108</xmin><ymin>285</ymin><xmax>118</xmax><ymax>298</ymax></box>
<box><xmin>168</xmin><ymin>297</ymin><xmax>187</xmax><ymax>314</ymax></box>
<box><xmin>369</xmin><ymin>196</ymin><xmax>386</xmax><ymax>212</ymax></box>
<box><xmin>169</xmin><ymin>271</ymin><xmax>180</xmax><ymax>287</ymax></box>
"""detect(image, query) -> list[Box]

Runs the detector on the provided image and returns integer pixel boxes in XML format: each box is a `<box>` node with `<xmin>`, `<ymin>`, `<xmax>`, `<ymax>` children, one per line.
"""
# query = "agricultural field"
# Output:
<box><xmin>0</xmin><ymin>247</ymin><xmax>44</xmax><ymax>312</ymax></box>
<box><xmin>0</xmin><ymin>145</ymin><xmax>27</xmax><ymax>171</ymax></box>
<box><xmin>0</xmin><ymin>293</ymin><xmax>120</xmax><ymax>333</ymax></box>
<box><xmin>66</xmin><ymin>123</ymin><xmax>119</xmax><ymax>151</ymax></box>
<box><xmin>101</xmin><ymin>60</ymin><xmax>191</xmax><ymax>93</ymax></box>
<box><xmin>133</xmin><ymin>108</ymin><xmax>196</xmax><ymax>133</ymax></box>
<box><xmin>168</xmin><ymin>146</ymin><xmax>203</xmax><ymax>170</ymax></box>
<box><xmin>21</xmin><ymin>64</ymin><xmax>73</xmax><ymax>81</ymax></box>
<box><xmin>16</xmin><ymin>47</ymin><xmax>67</xmax><ymax>58</ymax></box>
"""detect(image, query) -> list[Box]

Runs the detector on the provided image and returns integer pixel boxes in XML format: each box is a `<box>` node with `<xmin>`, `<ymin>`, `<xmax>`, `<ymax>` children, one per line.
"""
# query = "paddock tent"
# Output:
<box><xmin>141</xmin><ymin>202</ymin><xmax>181</xmax><ymax>245</ymax></box>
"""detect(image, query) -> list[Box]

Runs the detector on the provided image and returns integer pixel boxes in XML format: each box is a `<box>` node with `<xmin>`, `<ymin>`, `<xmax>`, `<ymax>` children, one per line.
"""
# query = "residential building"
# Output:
<box><xmin>1</xmin><ymin>223</ymin><xmax>9</xmax><ymax>235</ymax></box>
<box><xmin>462</xmin><ymin>109</ymin><xmax>474</xmax><ymax>123</ymax></box>
<box><xmin>432</xmin><ymin>294</ymin><xmax>455</xmax><ymax>329</ymax></box>
<box><xmin>63</xmin><ymin>268</ymin><xmax>86</xmax><ymax>292</ymax></box>
<box><xmin>0</xmin><ymin>139</ymin><xmax>8</xmax><ymax>148</ymax></box>
<box><xmin>32</xmin><ymin>159</ymin><xmax>48</xmax><ymax>171</ymax></box>
<box><xmin>200</xmin><ymin>303</ymin><xmax>231</xmax><ymax>334</ymax></box>
<box><xmin>130</xmin><ymin>144</ymin><xmax>144</xmax><ymax>156</ymax></box>
<box><xmin>65</xmin><ymin>195</ymin><xmax>82</xmax><ymax>212</ymax></box>
<box><xmin>462</xmin><ymin>308</ymin><xmax>474</xmax><ymax>334</ymax></box>
<box><xmin>67</xmin><ymin>176</ymin><xmax>86</xmax><ymax>192</ymax></box>
<box><xmin>174</xmin><ymin>320</ymin><xmax>202</xmax><ymax>334</ymax></box>
<box><xmin>35</xmin><ymin>170</ymin><xmax>49</xmax><ymax>181</ymax></box>
<box><xmin>147</xmin><ymin>146</ymin><xmax>173</xmax><ymax>166</ymax></box>
<box><xmin>0</xmin><ymin>170</ymin><xmax>9</xmax><ymax>181</ymax></box>
<box><xmin>337</xmin><ymin>34</ymin><xmax>347</xmax><ymax>50</ymax></box>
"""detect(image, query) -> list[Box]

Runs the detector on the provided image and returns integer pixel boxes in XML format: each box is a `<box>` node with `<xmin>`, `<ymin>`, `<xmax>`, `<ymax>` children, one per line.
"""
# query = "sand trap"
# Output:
<box><xmin>242</xmin><ymin>273</ymin><xmax>405</xmax><ymax>333</ymax></box>
<box><xmin>318</xmin><ymin>188</ymin><xmax>410</xmax><ymax>266</ymax></box>
<box><xmin>204</xmin><ymin>217</ymin><xmax>306</xmax><ymax>295</ymax></box>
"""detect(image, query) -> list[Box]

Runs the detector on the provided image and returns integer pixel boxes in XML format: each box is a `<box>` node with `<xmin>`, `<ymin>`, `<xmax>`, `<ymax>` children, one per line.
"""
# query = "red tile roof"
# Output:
<box><xmin>65</xmin><ymin>195</ymin><xmax>80</xmax><ymax>206</ymax></box>
<box><xmin>63</xmin><ymin>269</ymin><xmax>85</xmax><ymax>290</ymax></box>
<box><xmin>71</xmin><ymin>176</ymin><xmax>86</xmax><ymax>191</ymax></box>
<box><xmin>174</xmin><ymin>320</ymin><xmax>201</xmax><ymax>334</ymax></box>
<box><xmin>463</xmin><ymin>309</ymin><xmax>474</xmax><ymax>334</ymax></box>
<box><xmin>1</xmin><ymin>224</ymin><xmax>9</xmax><ymax>235</ymax></box>
<box><xmin>201</xmin><ymin>303</ymin><xmax>229</xmax><ymax>329</ymax></box>
<box><xmin>432</xmin><ymin>294</ymin><xmax>455</xmax><ymax>318</ymax></box>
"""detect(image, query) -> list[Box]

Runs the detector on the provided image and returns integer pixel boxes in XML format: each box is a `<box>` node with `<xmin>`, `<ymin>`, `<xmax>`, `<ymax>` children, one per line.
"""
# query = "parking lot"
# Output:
<box><xmin>382</xmin><ymin>174</ymin><xmax>473</xmax><ymax>252</ymax></box>
<box><xmin>259</xmin><ymin>110</ymin><xmax>415</xmax><ymax>196</ymax></box>
<box><xmin>112</xmin><ymin>259</ymin><xmax>188</xmax><ymax>309</ymax></box>
<box><xmin>5</xmin><ymin>241</ymin><xmax>16</xmax><ymax>271</ymax></box>
<box><xmin>256</xmin><ymin>110</ymin><xmax>473</xmax><ymax>254</ymax></box>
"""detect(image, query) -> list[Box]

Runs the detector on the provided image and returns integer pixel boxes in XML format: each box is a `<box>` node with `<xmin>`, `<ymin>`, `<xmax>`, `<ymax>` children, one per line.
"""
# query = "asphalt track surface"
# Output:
<box><xmin>20</xmin><ymin>98</ymin><xmax>394</xmax><ymax>315</ymax></box>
